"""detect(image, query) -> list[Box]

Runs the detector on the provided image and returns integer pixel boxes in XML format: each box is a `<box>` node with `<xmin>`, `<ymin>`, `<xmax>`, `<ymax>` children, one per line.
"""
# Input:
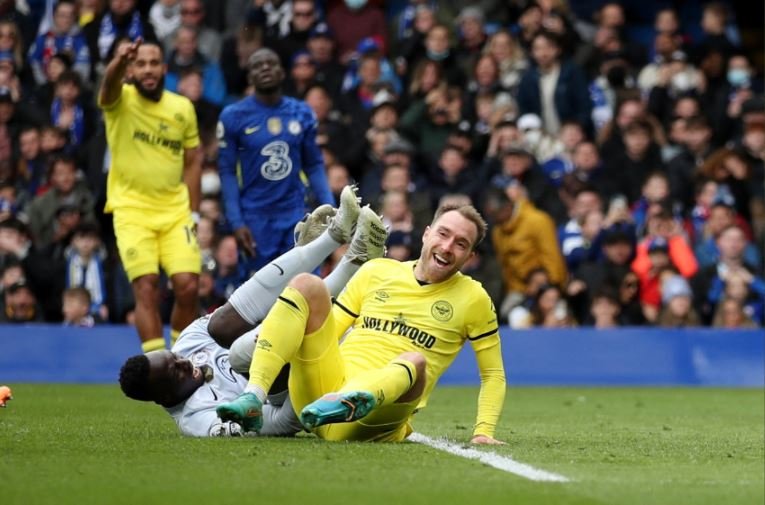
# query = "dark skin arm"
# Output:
<box><xmin>99</xmin><ymin>37</ymin><xmax>142</xmax><ymax>107</ymax></box>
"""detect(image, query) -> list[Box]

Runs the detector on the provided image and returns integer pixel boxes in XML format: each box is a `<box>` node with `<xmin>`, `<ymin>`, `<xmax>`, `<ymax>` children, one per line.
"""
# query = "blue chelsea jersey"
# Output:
<box><xmin>217</xmin><ymin>96</ymin><xmax>333</xmax><ymax>229</ymax></box>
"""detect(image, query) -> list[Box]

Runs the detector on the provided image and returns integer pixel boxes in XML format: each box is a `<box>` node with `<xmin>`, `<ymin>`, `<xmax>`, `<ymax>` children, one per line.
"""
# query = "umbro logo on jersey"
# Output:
<box><xmin>245</xmin><ymin>125</ymin><xmax>261</xmax><ymax>134</ymax></box>
<box><xmin>374</xmin><ymin>290</ymin><xmax>389</xmax><ymax>302</ymax></box>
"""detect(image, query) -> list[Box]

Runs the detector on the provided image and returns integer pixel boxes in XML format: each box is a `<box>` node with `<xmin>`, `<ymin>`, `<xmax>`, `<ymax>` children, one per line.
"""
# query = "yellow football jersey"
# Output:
<box><xmin>334</xmin><ymin>258</ymin><xmax>502</xmax><ymax>409</ymax></box>
<box><xmin>101</xmin><ymin>84</ymin><xmax>200</xmax><ymax>213</ymax></box>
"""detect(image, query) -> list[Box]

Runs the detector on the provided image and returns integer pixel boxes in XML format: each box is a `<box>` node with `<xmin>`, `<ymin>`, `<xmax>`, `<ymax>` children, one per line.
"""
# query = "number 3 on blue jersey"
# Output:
<box><xmin>260</xmin><ymin>141</ymin><xmax>292</xmax><ymax>181</ymax></box>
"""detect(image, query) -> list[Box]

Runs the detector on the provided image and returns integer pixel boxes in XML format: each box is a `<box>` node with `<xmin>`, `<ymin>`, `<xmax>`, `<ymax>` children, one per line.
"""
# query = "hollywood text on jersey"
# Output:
<box><xmin>361</xmin><ymin>316</ymin><xmax>437</xmax><ymax>349</ymax></box>
<box><xmin>132</xmin><ymin>129</ymin><xmax>183</xmax><ymax>155</ymax></box>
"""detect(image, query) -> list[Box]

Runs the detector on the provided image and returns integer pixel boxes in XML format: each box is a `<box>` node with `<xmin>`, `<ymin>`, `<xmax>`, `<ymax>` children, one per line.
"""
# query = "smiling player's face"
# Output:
<box><xmin>248</xmin><ymin>49</ymin><xmax>285</xmax><ymax>93</ymax></box>
<box><xmin>145</xmin><ymin>350</ymin><xmax>204</xmax><ymax>407</ymax></box>
<box><xmin>415</xmin><ymin>211</ymin><xmax>477</xmax><ymax>284</ymax></box>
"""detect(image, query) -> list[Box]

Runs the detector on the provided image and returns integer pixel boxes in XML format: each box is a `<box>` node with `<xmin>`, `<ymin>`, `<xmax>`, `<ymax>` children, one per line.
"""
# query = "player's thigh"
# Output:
<box><xmin>319</xmin><ymin>400</ymin><xmax>418</xmax><ymax>442</ymax></box>
<box><xmin>113</xmin><ymin>209</ymin><xmax>160</xmax><ymax>281</ymax></box>
<box><xmin>157</xmin><ymin>210</ymin><xmax>201</xmax><ymax>277</ymax></box>
<box><xmin>287</xmin><ymin>311</ymin><xmax>346</xmax><ymax>414</ymax></box>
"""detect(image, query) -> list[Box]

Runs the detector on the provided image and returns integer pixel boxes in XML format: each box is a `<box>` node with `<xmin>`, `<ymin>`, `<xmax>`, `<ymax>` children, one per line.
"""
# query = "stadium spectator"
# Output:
<box><xmin>25</xmin><ymin>155</ymin><xmax>95</xmax><ymax>249</ymax></box>
<box><xmin>305</xmin><ymin>23</ymin><xmax>344</xmax><ymax>100</ymax></box>
<box><xmin>520</xmin><ymin>284</ymin><xmax>575</xmax><ymax>328</ymax></box>
<box><xmin>83</xmin><ymin>0</ymin><xmax>157</xmax><ymax>76</ymax></box>
<box><xmin>61</xmin><ymin>286</ymin><xmax>96</xmax><ymax>326</ymax></box>
<box><xmin>148</xmin><ymin>0</ymin><xmax>181</xmax><ymax>47</ymax></box>
<box><xmin>28</xmin><ymin>0</ymin><xmax>90</xmax><ymax>86</ymax></box>
<box><xmin>656</xmin><ymin>274</ymin><xmax>700</xmax><ymax>327</ymax></box>
<box><xmin>218</xmin><ymin>48</ymin><xmax>334</xmax><ymax>274</ymax></box>
<box><xmin>220</xmin><ymin>19</ymin><xmax>263</xmax><ymax>99</ymax></box>
<box><xmin>489</xmin><ymin>179</ymin><xmax>566</xmax><ymax>319</ymax></box>
<box><xmin>712</xmin><ymin>297</ymin><xmax>758</xmax><ymax>329</ymax></box>
<box><xmin>99</xmin><ymin>38</ymin><xmax>202</xmax><ymax>351</ymax></box>
<box><xmin>164</xmin><ymin>25</ymin><xmax>226</xmax><ymax>105</ymax></box>
<box><xmin>632</xmin><ymin>208</ymin><xmax>698</xmax><ymax>321</ymax></box>
<box><xmin>268</xmin><ymin>0</ymin><xmax>318</xmax><ymax>68</ymax></box>
<box><xmin>692</xmin><ymin>224</ymin><xmax>765</xmax><ymax>325</ymax></box>
<box><xmin>177</xmin><ymin>0</ymin><xmax>221</xmax><ymax>62</ymax></box>
<box><xmin>326</xmin><ymin>0</ymin><xmax>386</xmax><ymax>65</ymax></box>
<box><xmin>176</xmin><ymin>68</ymin><xmax>220</xmax><ymax>148</ymax></box>
<box><xmin>283</xmin><ymin>50</ymin><xmax>317</xmax><ymax>99</ymax></box>
<box><xmin>585</xmin><ymin>286</ymin><xmax>622</xmax><ymax>328</ymax></box>
<box><xmin>484</xmin><ymin>29</ymin><xmax>527</xmax><ymax>95</ymax></box>
<box><xmin>697</xmin><ymin>147</ymin><xmax>755</xmax><ymax>222</ymax></box>
<box><xmin>693</xmin><ymin>198</ymin><xmax>760</xmax><ymax>269</ymax></box>
<box><xmin>0</xmin><ymin>20</ymin><xmax>29</xmax><ymax>81</ymax></box>
<box><xmin>602</xmin><ymin>119</ymin><xmax>664</xmax><ymax>204</ymax></box>
<box><xmin>0</xmin><ymin>278</ymin><xmax>42</xmax><ymax>322</ymax></box>
<box><xmin>64</xmin><ymin>221</ymin><xmax>107</xmax><ymax>320</ymax></box>
<box><xmin>50</xmin><ymin>70</ymin><xmax>96</xmax><ymax>149</ymax></box>
<box><xmin>517</xmin><ymin>30</ymin><xmax>592</xmax><ymax>136</ymax></box>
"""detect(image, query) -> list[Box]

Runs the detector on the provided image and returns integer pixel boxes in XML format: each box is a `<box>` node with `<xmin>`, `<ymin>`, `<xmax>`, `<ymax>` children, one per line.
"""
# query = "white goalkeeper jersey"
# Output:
<box><xmin>165</xmin><ymin>316</ymin><xmax>304</xmax><ymax>437</ymax></box>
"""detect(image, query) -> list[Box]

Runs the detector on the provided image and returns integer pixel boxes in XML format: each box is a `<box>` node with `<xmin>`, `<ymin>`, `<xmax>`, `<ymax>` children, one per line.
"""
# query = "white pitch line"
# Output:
<box><xmin>408</xmin><ymin>432</ymin><xmax>571</xmax><ymax>483</ymax></box>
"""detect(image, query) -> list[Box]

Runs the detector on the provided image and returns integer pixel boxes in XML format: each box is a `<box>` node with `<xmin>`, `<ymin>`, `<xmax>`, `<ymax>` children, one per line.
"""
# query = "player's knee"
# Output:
<box><xmin>398</xmin><ymin>352</ymin><xmax>426</xmax><ymax>379</ymax></box>
<box><xmin>288</xmin><ymin>273</ymin><xmax>327</xmax><ymax>300</ymax></box>
<box><xmin>132</xmin><ymin>275</ymin><xmax>159</xmax><ymax>306</ymax></box>
<box><xmin>209</xmin><ymin>303</ymin><xmax>254</xmax><ymax>348</ymax></box>
<box><xmin>172</xmin><ymin>273</ymin><xmax>199</xmax><ymax>304</ymax></box>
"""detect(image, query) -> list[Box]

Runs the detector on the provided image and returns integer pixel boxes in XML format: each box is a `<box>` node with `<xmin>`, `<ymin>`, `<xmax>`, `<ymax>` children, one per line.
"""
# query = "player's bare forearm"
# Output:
<box><xmin>183</xmin><ymin>146</ymin><xmax>202</xmax><ymax>212</ymax></box>
<box><xmin>98</xmin><ymin>37</ymin><xmax>141</xmax><ymax>107</ymax></box>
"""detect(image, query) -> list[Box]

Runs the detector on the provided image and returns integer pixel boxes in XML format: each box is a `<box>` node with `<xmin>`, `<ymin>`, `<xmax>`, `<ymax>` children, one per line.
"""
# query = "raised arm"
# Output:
<box><xmin>98</xmin><ymin>37</ymin><xmax>142</xmax><ymax>108</ymax></box>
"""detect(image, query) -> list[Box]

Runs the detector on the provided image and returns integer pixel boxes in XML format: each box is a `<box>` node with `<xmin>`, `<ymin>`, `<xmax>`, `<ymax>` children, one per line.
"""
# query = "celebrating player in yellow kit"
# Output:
<box><xmin>99</xmin><ymin>38</ymin><xmax>202</xmax><ymax>353</ymax></box>
<box><xmin>217</xmin><ymin>204</ymin><xmax>506</xmax><ymax>444</ymax></box>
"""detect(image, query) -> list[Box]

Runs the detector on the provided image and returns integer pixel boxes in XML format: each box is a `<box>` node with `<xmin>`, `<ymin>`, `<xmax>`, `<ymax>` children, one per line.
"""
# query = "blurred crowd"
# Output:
<box><xmin>0</xmin><ymin>0</ymin><xmax>762</xmax><ymax>329</ymax></box>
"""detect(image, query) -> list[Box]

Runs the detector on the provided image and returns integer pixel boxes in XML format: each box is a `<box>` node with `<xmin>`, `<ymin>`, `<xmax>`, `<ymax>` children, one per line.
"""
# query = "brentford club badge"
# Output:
<box><xmin>267</xmin><ymin>117</ymin><xmax>282</xmax><ymax>135</ymax></box>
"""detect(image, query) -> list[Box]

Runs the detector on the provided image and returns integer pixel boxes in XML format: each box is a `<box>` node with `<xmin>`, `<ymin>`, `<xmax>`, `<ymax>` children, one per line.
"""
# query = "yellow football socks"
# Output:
<box><xmin>141</xmin><ymin>337</ymin><xmax>165</xmax><ymax>353</ymax></box>
<box><xmin>248</xmin><ymin>287</ymin><xmax>307</xmax><ymax>393</ymax></box>
<box><xmin>170</xmin><ymin>329</ymin><xmax>181</xmax><ymax>346</ymax></box>
<box><xmin>341</xmin><ymin>358</ymin><xmax>417</xmax><ymax>407</ymax></box>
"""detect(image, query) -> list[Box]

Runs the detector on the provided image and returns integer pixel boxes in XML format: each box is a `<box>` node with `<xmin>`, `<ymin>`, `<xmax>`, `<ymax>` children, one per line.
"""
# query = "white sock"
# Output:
<box><xmin>244</xmin><ymin>384</ymin><xmax>267</xmax><ymax>404</ymax></box>
<box><xmin>228</xmin><ymin>231</ymin><xmax>341</xmax><ymax>324</ymax></box>
<box><xmin>324</xmin><ymin>256</ymin><xmax>361</xmax><ymax>297</ymax></box>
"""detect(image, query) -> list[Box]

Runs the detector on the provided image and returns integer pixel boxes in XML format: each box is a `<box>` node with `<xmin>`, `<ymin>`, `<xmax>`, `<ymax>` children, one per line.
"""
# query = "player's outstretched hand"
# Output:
<box><xmin>117</xmin><ymin>37</ymin><xmax>143</xmax><ymax>64</ymax></box>
<box><xmin>471</xmin><ymin>435</ymin><xmax>506</xmax><ymax>445</ymax></box>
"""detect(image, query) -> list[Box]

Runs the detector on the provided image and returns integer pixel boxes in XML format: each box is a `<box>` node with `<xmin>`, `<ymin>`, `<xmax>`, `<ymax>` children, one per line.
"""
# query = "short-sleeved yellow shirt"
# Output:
<box><xmin>101</xmin><ymin>84</ymin><xmax>199</xmax><ymax>213</ymax></box>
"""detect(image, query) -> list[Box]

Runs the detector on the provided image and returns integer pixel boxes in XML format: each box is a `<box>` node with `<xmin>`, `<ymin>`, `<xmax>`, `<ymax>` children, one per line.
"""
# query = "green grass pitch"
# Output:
<box><xmin>1</xmin><ymin>385</ymin><xmax>762</xmax><ymax>505</ymax></box>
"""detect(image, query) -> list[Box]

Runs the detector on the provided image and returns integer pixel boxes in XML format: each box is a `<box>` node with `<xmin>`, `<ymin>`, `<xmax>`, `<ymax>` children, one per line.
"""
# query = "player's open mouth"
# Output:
<box><xmin>433</xmin><ymin>253</ymin><xmax>449</xmax><ymax>267</ymax></box>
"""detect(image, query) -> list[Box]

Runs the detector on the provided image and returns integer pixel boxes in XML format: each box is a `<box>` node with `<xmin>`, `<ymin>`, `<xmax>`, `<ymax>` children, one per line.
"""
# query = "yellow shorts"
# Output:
<box><xmin>113</xmin><ymin>207</ymin><xmax>201</xmax><ymax>281</ymax></box>
<box><xmin>287</xmin><ymin>308</ymin><xmax>416</xmax><ymax>442</ymax></box>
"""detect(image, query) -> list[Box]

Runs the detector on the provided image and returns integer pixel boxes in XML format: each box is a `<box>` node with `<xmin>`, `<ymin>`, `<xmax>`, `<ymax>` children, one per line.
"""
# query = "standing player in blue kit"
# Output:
<box><xmin>217</xmin><ymin>48</ymin><xmax>335</xmax><ymax>273</ymax></box>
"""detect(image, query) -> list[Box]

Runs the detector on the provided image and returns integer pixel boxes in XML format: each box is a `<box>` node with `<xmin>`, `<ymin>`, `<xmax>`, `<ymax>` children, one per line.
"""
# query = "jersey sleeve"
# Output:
<box><xmin>332</xmin><ymin>260</ymin><xmax>375</xmax><ymax>337</ymax></box>
<box><xmin>466</xmin><ymin>288</ymin><xmax>506</xmax><ymax>438</ymax></box>
<box><xmin>183</xmin><ymin>98</ymin><xmax>200</xmax><ymax>149</ymax></box>
<box><xmin>301</xmin><ymin>106</ymin><xmax>334</xmax><ymax>206</ymax></box>
<box><xmin>217</xmin><ymin>107</ymin><xmax>244</xmax><ymax>230</ymax></box>
<box><xmin>98</xmin><ymin>82</ymin><xmax>126</xmax><ymax>111</ymax></box>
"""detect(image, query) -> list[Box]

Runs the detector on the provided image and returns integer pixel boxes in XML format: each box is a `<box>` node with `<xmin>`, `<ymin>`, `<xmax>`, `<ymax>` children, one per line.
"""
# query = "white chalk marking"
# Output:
<box><xmin>408</xmin><ymin>432</ymin><xmax>571</xmax><ymax>482</ymax></box>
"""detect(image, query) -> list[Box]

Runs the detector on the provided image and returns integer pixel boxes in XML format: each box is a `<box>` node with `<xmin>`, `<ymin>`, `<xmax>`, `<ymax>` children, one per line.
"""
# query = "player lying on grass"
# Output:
<box><xmin>217</xmin><ymin>203</ymin><xmax>506</xmax><ymax>444</ymax></box>
<box><xmin>119</xmin><ymin>186</ymin><xmax>387</xmax><ymax>436</ymax></box>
